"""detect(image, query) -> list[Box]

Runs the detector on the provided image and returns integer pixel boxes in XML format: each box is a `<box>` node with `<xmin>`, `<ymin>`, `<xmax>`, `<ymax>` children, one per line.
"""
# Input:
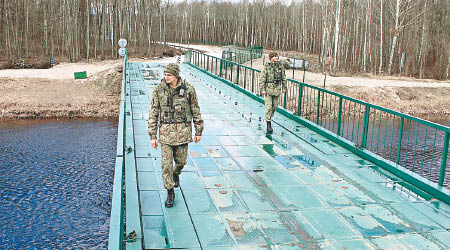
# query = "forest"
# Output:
<box><xmin>1</xmin><ymin>0</ymin><xmax>449</xmax><ymax>80</ymax></box>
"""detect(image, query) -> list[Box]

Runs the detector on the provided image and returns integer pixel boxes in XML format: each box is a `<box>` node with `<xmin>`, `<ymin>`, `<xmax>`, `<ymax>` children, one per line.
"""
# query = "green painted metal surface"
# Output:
<box><xmin>124</xmin><ymin>89</ymin><xmax>143</xmax><ymax>250</ymax></box>
<box><xmin>109</xmin><ymin>61</ymin><xmax>450</xmax><ymax>250</ymax></box>
<box><xmin>188</xmin><ymin>51</ymin><xmax>450</xmax><ymax>205</ymax></box>
<box><xmin>108</xmin><ymin>157</ymin><xmax>124</xmax><ymax>250</ymax></box>
<box><xmin>108</xmin><ymin>61</ymin><xmax>127</xmax><ymax>250</ymax></box>
<box><xmin>188</xmin><ymin>51</ymin><xmax>450</xmax><ymax>193</ymax></box>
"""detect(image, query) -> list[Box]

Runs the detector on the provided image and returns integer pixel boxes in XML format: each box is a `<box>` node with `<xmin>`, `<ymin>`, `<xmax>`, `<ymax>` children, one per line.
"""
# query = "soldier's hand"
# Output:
<box><xmin>282</xmin><ymin>89</ymin><xmax>286</xmax><ymax>93</ymax></box>
<box><xmin>151</xmin><ymin>139</ymin><xmax>158</xmax><ymax>148</ymax></box>
<box><xmin>262</xmin><ymin>91</ymin><xmax>266</xmax><ymax>96</ymax></box>
<box><xmin>194</xmin><ymin>136</ymin><xmax>201</xmax><ymax>143</ymax></box>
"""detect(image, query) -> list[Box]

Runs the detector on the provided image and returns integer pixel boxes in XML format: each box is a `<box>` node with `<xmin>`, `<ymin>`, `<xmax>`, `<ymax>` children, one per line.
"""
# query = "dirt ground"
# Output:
<box><xmin>0</xmin><ymin>43</ymin><xmax>449</xmax><ymax>120</ymax></box>
<box><xmin>0</xmin><ymin>66</ymin><xmax>122</xmax><ymax>119</ymax></box>
<box><xmin>0</xmin><ymin>44</ymin><xmax>183</xmax><ymax>120</ymax></box>
<box><xmin>0</xmin><ymin>59</ymin><xmax>123</xmax><ymax>79</ymax></box>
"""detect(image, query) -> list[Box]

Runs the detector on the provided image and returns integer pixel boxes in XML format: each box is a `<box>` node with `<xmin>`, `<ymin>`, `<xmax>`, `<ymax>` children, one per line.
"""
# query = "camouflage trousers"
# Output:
<box><xmin>264</xmin><ymin>95</ymin><xmax>280</xmax><ymax>121</ymax></box>
<box><xmin>161</xmin><ymin>143</ymin><xmax>188</xmax><ymax>190</ymax></box>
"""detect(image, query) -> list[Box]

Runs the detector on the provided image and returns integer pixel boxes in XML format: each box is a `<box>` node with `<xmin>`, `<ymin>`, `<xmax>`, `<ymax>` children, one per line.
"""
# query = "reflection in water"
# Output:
<box><xmin>0</xmin><ymin>119</ymin><xmax>117</xmax><ymax>249</ymax></box>
<box><xmin>374</xmin><ymin>117</ymin><xmax>446</xmax><ymax>186</ymax></box>
<box><xmin>364</xmin><ymin>118</ymin><xmax>450</xmax><ymax>187</ymax></box>
<box><xmin>284</xmin><ymin>115</ymin><xmax>450</xmax><ymax>187</ymax></box>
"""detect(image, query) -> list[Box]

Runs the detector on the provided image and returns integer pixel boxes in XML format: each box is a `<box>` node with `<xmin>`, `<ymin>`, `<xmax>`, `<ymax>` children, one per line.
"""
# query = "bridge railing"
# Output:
<box><xmin>108</xmin><ymin>53</ymin><xmax>127</xmax><ymax>250</ymax></box>
<box><xmin>188</xmin><ymin>50</ymin><xmax>450</xmax><ymax>194</ymax></box>
<box><xmin>222</xmin><ymin>45</ymin><xmax>263</xmax><ymax>64</ymax></box>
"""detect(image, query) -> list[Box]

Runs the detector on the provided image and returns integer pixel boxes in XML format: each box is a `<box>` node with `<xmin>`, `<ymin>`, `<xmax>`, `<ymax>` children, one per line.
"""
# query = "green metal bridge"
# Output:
<box><xmin>108</xmin><ymin>51</ymin><xmax>450</xmax><ymax>250</ymax></box>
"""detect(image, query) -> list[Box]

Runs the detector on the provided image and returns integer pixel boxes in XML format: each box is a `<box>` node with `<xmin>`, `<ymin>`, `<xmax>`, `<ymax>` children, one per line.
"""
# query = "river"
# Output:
<box><xmin>0</xmin><ymin>118</ymin><xmax>117</xmax><ymax>249</ymax></box>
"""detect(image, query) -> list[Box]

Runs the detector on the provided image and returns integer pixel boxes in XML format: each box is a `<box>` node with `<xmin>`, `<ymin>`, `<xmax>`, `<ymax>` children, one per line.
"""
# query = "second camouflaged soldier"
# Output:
<box><xmin>260</xmin><ymin>52</ymin><xmax>287</xmax><ymax>132</ymax></box>
<box><xmin>148</xmin><ymin>63</ymin><xmax>204</xmax><ymax>207</ymax></box>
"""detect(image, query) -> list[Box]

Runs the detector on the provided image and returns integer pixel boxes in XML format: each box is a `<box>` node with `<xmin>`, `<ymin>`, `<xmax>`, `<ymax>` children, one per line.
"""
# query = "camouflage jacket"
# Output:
<box><xmin>148</xmin><ymin>78</ymin><xmax>204</xmax><ymax>145</ymax></box>
<box><xmin>259</xmin><ymin>62</ymin><xmax>287</xmax><ymax>96</ymax></box>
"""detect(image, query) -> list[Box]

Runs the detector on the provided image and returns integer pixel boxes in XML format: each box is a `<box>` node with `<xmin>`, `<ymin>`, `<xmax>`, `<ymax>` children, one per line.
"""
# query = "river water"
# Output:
<box><xmin>0</xmin><ymin>119</ymin><xmax>117</xmax><ymax>249</ymax></box>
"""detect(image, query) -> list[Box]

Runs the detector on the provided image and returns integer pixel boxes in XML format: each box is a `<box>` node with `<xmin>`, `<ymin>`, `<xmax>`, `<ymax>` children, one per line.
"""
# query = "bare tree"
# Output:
<box><xmin>386</xmin><ymin>0</ymin><xmax>422</xmax><ymax>75</ymax></box>
<box><xmin>0</xmin><ymin>0</ymin><xmax>448</xmax><ymax>79</ymax></box>
<box><xmin>418</xmin><ymin>0</ymin><xmax>427</xmax><ymax>79</ymax></box>
<box><xmin>378</xmin><ymin>0</ymin><xmax>383</xmax><ymax>74</ymax></box>
<box><xmin>332</xmin><ymin>0</ymin><xmax>342</xmax><ymax>73</ymax></box>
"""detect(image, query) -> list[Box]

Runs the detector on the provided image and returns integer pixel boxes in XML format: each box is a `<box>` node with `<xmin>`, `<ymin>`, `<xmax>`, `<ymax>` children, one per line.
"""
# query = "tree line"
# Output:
<box><xmin>1</xmin><ymin>0</ymin><xmax>449</xmax><ymax>80</ymax></box>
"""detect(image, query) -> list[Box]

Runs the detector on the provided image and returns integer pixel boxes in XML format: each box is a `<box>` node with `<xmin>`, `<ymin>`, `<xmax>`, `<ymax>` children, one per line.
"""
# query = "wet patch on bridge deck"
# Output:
<box><xmin>127</xmin><ymin>62</ymin><xmax>450</xmax><ymax>249</ymax></box>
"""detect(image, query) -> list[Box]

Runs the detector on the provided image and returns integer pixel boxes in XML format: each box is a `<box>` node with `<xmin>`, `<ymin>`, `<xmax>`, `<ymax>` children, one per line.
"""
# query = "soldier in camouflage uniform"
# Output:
<box><xmin>148</xmin><ymin>63</ymin><xmax>204</xmax><ymax>207</ymax></box>
<box><xmin>259</xmin><ymin>52</ymin><xmax>287</xmax><ymax>133</ymax></box>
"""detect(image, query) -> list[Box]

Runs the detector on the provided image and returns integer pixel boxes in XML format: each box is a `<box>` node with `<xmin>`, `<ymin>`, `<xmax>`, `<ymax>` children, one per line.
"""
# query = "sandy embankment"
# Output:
<box><xmin>0</xmin><ymin>60</ymin><xmax>124</xmax><ymax>119</ymax></box>
<box><xmin>1</xmin><ymin>44</ymin><xmax>449</xmax><ymax>120</ymax></box>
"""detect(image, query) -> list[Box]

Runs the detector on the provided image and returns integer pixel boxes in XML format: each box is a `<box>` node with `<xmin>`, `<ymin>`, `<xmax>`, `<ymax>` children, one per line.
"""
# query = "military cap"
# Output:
<box><xmin>269</xmin><ymin>52</ymin><xmax>279</xmax><ymax>60</ymax></box>
<box><xmin>164</xmin><ymin>63</ymin><xmax>180</xmax><ymax>78</ymax></box>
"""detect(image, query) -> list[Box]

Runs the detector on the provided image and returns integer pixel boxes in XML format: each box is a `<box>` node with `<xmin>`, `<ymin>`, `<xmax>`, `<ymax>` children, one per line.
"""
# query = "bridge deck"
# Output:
<box><xmin>124</xmin><ymin>62</ymin><xmax>450</xmax><ymax>249</ymax></box>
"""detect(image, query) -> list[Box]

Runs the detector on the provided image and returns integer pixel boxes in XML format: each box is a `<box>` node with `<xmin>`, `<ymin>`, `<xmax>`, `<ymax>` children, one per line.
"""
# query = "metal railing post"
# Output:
<box><xmin>396</xmin><ymin>117</ymin><xmax>405</xmax><ymax>164</ymax></box>
<box><xmin>337</xmin><ymin>97</ymin><xmax>343</xmax><ymax>136</ymax></box>
<box><xmin>439</xmin><ymin>132</ymin><xmax>449</xmax><ymax>186</ymax></box>
<box><xmin>252</xmin><ymin>70</ymin><xmax>255</xmax><ymax>93</ymax></box>
<box><xmin>230</xmin><ymin>64</ymin><xmax>233</xmax><ymax>83</ymax></box>
<box><xmin>220</xmin><ymin>58</ymin><xmax>223</xmax><ymax>77</ymax></box>
<box><xmin>297</xmin><ymin>83</ymin><xmax>303</xmax><ymax>115</ymax></box>
<box><xmin>316</xmin><ymin>90</ymin><xmax>321</xmax><ymax>124</ymax></box>
<box><xmin>244</xmin><ymin>68</ymin><xmax>247</xmax><ymax>89</ymax></box>
<box><xmin>361</xmin><ymin>105</ymin><xmax>371</xmax><ymax>148</ymax></box>
<box><xmin>236</xmin><ymin>65</ymin><xmax>240</xmax><ymax>85</ymax></box>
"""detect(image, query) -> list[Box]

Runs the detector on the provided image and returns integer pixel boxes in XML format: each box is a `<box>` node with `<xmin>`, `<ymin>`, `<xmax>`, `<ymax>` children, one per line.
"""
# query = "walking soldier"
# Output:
<box><xmin>260</xmin><ymin>52</ymin><xmax>287</xmax><ymax>132</ymax></box>
<box><xmin>148</xmin><ymin>63</ymin><xmax>204</xmax><ymax>207</ymax></box>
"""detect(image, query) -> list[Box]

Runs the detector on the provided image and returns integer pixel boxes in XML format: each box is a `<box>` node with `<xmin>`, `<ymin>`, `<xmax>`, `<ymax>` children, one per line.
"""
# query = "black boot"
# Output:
<box><xmin>165</xmin><ymin>189</ymin><xmax>175</xmax><ymax>208</ymax></box>
<box><xmin>267</xmin><ymin>121</ymin><xmax>273</xmax><ymax>133</ymax></box>
<box><xmin>173</xmin><ymin>173</ymin><xmax>180</xmax><ymax>188</ymax></box>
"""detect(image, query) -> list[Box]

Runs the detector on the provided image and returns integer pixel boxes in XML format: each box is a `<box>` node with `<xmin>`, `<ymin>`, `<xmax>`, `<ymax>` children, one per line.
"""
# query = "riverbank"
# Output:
<box><xmin>0</xmin><ymin>62</ymin><xmax>122</xmax><ymax>119</ymax></box>
<box><xmin>328</xmin><ymin>85</ymin><xmax>450</xmax><ymax>118</ymax></box>
<box><xmin>1</xmin><ymin>44</ymin><xmax>449</xmax><ymax>120</ymax></box>
<box><xmin>0</xmin><ymin>44</ymin><xmax>184</xmax><ymax>120</ymax></box>
<box><xmin>244</xmin><ymin>57</ymin><xmax>450</xmax><ymax>119</ymax></box>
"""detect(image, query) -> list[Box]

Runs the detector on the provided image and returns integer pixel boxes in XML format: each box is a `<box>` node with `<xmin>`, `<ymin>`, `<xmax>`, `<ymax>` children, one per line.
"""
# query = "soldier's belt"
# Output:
<box><xmin>160</xmin><ymin>121</ymin><xmax>190</xmax><ymax>125</ymax></box>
